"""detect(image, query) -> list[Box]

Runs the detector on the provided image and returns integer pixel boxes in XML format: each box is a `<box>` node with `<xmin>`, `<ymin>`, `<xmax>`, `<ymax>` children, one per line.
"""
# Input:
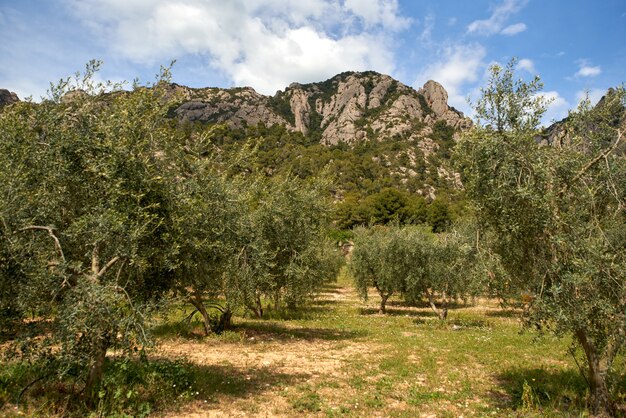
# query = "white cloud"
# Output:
<box><xmin>64</xmin><ymin>0</ymin><xmax>408</xmax><ymax>94</ymax></box>
<box><xmin>414</xmin><ymin>43</ymin><xmax>487</xmax><ymax>115</ymax></box>
<box><xmin>344</xmin><ymin>0</ymin><xmax>411</xmax><ymax>31</ymax></box>
<box><xmin>575</xmin><ymin>61</ymin><xmax>602</xmax><ymax>77</ymax></box>
<box><xmin>517</xmin><ymin>58</ymin><xmax>535</xmax><ymax>73</ymax></box>
<box><xmin>467</xmin><ymin>0</ymin><xmax>528</xmax><ymax>36</ymax></box>
<box><xmin>501</xmin><ymin>22</ymin><xmax>527</xmax><ymax>36</ymax></box>
<box><xmin>418</xmin><ymin>14</ymin><xmax>435</xmax><ymax>44</ymax></box>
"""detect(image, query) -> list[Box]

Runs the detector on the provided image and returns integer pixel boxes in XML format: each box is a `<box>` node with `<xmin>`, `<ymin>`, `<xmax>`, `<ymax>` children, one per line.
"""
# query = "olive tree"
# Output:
<box><xmin>404</xmin><ymin>226</ymin><xmax>480</xmax><ymax>320</ymax></box>
<box><xmin>0</xmin><ymin>62</ymin><xmax>181</xmax><ymax>400</ymax></box>
<box><xmin>225</xmin><ymin>174</ymin><xmax>341</xmax><ymax>318</ymax></box>
<box><xmin>166</xmin><ymin>153</ymin><xmax>240</xmax><ymax>335</ymax></box>
<box><xmin>456</xmin><ymin>59</ymin><xmax>625</xmax><ymax>415</ymax></box>
<box><xmin>350</xmin><ymin>225</ymin><xmax>415</xmax><ymax>314</ymax></box>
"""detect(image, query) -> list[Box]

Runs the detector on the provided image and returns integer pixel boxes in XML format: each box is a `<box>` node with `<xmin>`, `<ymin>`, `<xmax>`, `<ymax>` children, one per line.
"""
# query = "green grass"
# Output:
<box><xmin>3</xmin><ymin>274</ymin><xmax>624</xmax><ymax>416</ymax></box>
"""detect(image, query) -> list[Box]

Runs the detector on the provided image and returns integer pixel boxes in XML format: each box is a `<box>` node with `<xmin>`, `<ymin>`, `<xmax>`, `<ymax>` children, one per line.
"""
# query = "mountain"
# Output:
<box><xmin>168</xmin><ymin>71</ymin><xmax>472</xmax><ymax>146</ymax></box>
<box><xmin>538</xmin><ymin>87</ymin><xmax>626</xmax><ymax>147</ymax></box>
<box><xmin>0</xmin><ymin>89</ymin><xmax>19</xmax><ymax>107</ymax></box>
<box><xmin>0</xmin><ymin>74</ymin><xmax>471</xmax><ymax>206</ymax></box>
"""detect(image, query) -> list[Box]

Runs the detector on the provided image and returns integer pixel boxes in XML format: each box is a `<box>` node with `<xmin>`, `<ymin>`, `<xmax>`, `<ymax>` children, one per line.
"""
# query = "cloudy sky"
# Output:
<box><xmin>1</xmin><ymin>0</ymin><xmax>624</xmax><ymax>121</ymax></box>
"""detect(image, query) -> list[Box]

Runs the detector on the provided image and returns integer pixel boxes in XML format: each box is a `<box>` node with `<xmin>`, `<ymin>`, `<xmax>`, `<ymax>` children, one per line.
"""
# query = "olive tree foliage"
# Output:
<box><xmin>165</xmin><ymin>140</ymin><xmax>240</xmax><ymax>335</ymax></box>
<box><xmin>472</xmin><ymin>58</ymin><xmax>547</xmax><ymax>134</ymax></box>
<box><xmin>349</xmin><ymin>225</ymin><xmax>416</xmax><ymax>314</ymax></box>
<box><xmin>0</xmin><ymin>61</ymin><xmax>183</xmax><ymax>400</ymax></box>
<box><xmin>455</xmin><ymin>60</ymin><xmax>625</xmax><ymax>415</ymax></box>
<box><xmin>404</xmin><ymin>225</ymin><xmax>482</xmax><ymax>320</ymax></box>
<box><xmin>225</xmin><ymin>174</ymin><xmax>342</xmax><ymax>318</ymax></box>
<box><xmin>350</xmin><ymin>224</ymin><xmax>481</xmax><ymax>318</ymax></box>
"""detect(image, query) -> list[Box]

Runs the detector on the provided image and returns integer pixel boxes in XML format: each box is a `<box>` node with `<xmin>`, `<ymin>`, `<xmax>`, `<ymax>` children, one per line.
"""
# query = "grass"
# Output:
<box><xmin>2</xmin><ymin>274</ymin><xmax>624</xmax><ymax>416</ymax></box>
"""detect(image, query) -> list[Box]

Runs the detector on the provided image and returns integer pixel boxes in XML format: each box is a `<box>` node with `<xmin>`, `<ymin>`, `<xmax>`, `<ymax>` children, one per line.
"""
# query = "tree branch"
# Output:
<box><xmin>559</xmin><ymin>127</ymin><xmax>623</xmax><ymax>196</ymax></box>
<box><xmin>18</xmin><ymin>225</ymin><xmax>66</xmax><ymax>263</ymax></box>
<box><xmin>96</xmin><ymin>256</ymin><xmax>120</xmax><ymax>279</ymax></box>
<box><xmin>91</xmin><ymin>243</ymin><xmax>100</xmax><ymax>276</ymax></box>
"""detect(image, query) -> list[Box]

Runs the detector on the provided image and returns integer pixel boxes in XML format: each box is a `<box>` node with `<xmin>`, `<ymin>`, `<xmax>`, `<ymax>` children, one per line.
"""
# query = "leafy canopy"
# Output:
<box><xmin>456</xmin><ymin>59</ymin><xmax>625</xmax><ymax>415</ymax></box>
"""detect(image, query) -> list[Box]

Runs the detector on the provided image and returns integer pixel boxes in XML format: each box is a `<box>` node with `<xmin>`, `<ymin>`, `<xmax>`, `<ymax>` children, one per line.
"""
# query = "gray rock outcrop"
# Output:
<box><xmin>172</xmin><ymin>71</ymin><xmax>472</xmax><ymax>145</ymax></box>
<box><xmin>0</xmin><ymin>89</ymin><xmax>19</xmax><ymax>106</ymax></box>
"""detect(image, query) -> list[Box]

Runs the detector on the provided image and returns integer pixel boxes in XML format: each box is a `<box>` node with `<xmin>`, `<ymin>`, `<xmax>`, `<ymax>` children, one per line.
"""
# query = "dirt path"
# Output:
<box><xmin>157</xmin><ymin>283</ymin><xmax>378</xmax><ymax>417</ymax></box>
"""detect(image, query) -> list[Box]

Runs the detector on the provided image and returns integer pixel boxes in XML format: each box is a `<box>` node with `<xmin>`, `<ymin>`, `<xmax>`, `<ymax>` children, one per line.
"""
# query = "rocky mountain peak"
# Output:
<box><xmin>420</xmin><ymin>80</ymin><xmax>449</xmax><ymax>117</ymax></box>
<box><xmin>171</xmin><ymin>71</ymin><xmax>472</xmax><ymax>145</ymax></box>
<box><xmin>0</xmin><ymin>89</ymin><xmax>19</xmax><ymax>106</ymax></box>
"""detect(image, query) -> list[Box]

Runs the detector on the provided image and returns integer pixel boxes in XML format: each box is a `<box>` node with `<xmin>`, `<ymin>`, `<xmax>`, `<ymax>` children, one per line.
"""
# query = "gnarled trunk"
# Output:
<box><xmin>246</xmin><ymin>295</ymin><xmax>264</xmax><ymax>319</ymax></box>
<box><xmin>379</xmin><ymin>294</ymin><xmax>390</xmax><ymax>314</ymax></box>
<box><xmin>425</xmin><ymin>288</ymin><xmax>448</xmax><ymax>320</ymax></box>
<box><xmin>216</xmin><ymin>307</ymin><xmax>232</xmax><ymax>334</ymax></box>
<box><xmin>575</xmin><ymin>329</ymin><xmax>614</xmax><ymax>417</ymax></box>
<box><xmin>189</xmin><ymin>295</ymin><xmax>212</xmax><ymax>336</ymax></box>
<box><xmin>375</xmin><ymin>286</ymin><xmax>391</xmax><ymax>314</ymax></box>
<box><xmin>84</xmin><ymin>340</ymin><xmax>109</xmax><ymax>405</ymax></box>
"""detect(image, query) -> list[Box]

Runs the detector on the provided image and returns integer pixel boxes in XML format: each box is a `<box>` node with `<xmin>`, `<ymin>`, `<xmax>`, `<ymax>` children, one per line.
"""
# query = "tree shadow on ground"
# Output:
<box><xmin>1</xmin><ymin>356</ymin><xmax>308</xmax><ymax>417</ymax></box>
<box><xmin>152</xmin><ymin>296</ymin><xmax>342</xmax><ymax>339</ymax></box>
<box><xmin>311</xmin><ymin>299</ymin><xmax>345</xmax><ymax>306</ymax></box>
<box><xmin>358</xmin><ymin>306</ymin><xmax>437</xmax><ymax>318</ymax></box>
<box><xmin>319</xmin><ymin>283</ymin><xmax>344</xmax><ymax>292</ymax></box>
<box><xmin>231</xmin><ymin>321</ymin><xmax>367</xmax><ymax>342</ymax></box>
<box><xmin>0</xmin><ymin>319</ymin><xmax>54</xmax><ymax>344</ymax></box>
<box><xmin>185</xmin><ymin>362</ymin><xmax>307</xmax><ymax>402</ymax></box>
<box><xmin>387</xmin><ymin>299</ymin><xmax>471</xmax><ymax>310</ymax></box>
<box><xmin>484</xmin><ymin>309</ymin><xmax>522</xmax><ymax>318</ymax></box>
<box><xmin>255</xmin><ymin>304</ymin><xmax>334</xmax><ymax>321</ymax></box>
<box><xmin>359</xmin><ymin>299</ymin><xmax>473</xmax><ymax>318</ymax></box>
<box><xmin>490</xmin><ymin>367</ymin><xmax>589</xmax><ymax>415</ymax></box>
<box><xmin>411</xmin><ymin>317</ymin><xmax>494</xmax><ymax>330</ymax></box>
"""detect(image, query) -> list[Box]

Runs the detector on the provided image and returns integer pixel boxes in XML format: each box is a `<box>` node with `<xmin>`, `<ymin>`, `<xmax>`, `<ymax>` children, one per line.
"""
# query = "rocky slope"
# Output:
<box><xmin>538</xmin><ymin>87</ymin><xmax>626</xmax><ymax>147</ymax></box>
<box><xmin>169</xmin><ymin>71</ymin><xmax>472</xmax><ymax>146</ymax></box>
<box><xmin>2</xmin><ymin>73</ymin><xmax>470</xmax><ymax>147</ymax></box>
<box><xmin>0</xmin><ymin>89</ymin><xmax>19</xmax><ymax>107</ymax></box>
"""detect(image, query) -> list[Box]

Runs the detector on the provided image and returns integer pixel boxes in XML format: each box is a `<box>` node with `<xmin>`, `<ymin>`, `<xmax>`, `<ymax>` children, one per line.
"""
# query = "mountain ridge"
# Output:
<box><xmin>167</xmin><ymin>71</ymin><xmax>472</xmax><ymax>146</ymax></box>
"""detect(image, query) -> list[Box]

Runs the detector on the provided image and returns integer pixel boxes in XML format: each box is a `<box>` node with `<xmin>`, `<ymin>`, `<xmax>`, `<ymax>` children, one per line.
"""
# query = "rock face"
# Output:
<box><xmin>0</xmin><ymin>89</ymin><xmax>19</xmax><ymax>106</ymax></box>
<box><xmin>172</xmin><ymin>86</ymin><xmax>286</xmax><ymax>128</ymax></box>
<box><xmin>419</xmin><ymin>80</ymin><xmax>472</xmax><ymax>131</ymax></box>
<box><xmin>171</xmin><ymin>71</ymin><xmax>472</xmax><ymax>145</ymax></box>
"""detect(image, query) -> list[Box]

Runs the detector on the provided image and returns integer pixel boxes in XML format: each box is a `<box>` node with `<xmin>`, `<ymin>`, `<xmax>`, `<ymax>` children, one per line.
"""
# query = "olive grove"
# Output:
<box><xmin>0</xmin><ymin>63</ymin><xmax>341</xmax><ymax>405</ymax></box>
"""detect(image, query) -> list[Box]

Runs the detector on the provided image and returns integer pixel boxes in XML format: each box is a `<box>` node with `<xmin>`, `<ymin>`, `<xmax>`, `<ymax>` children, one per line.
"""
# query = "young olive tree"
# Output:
<box><xmin>225</xmin><ymin>174</ymin><xmax>341</xmax><ymax>318</ymax></box>
<box><xmin>166</xmin><ymin>156</ymin><xmax>240</xmax><ymax>335</ymax></box>
<box><xmin>349</xmin><ymin>225</ymin><xmax>415</xmax><ymax>314</ymax></box>
<box><xmin>0</xmin><ymin>62</ymin><xmax>181</xmax><ymax>401</ymax></box>
<box><xmin>456</xmin><ymin>59</ymin><xmax>625</xmax><ymax>415</ymax></box>
<box><xmin>404</xmin><ymin>226</ymin><xmax>480</xmax><ymax>320</ymax></box>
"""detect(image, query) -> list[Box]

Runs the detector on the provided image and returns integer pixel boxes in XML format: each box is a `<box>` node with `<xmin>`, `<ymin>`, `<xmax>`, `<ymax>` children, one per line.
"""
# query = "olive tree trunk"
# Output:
<box><xmin>189</xmin><ymin>295</ymin><xmax>213</xmax><ymax>336</ymax></box>
<box><xmin>84</xmin><ymin>339</ymin><xmax>109</xmax><ymax>405</ymax></box>
<box><xmin>425</xmin><ymin>288</ymin><xmax>448</xmax><ymax>320</ymax></box>
<box><xmin>246</xmin><ymin>295</ymin><xmax>264</xmax><ymax>319</ymax></box>
<box><xmin>575</xmin><ymin>329</ymin><xmax>614</xmax><ymax>417</ymax></box>
<box><xmin>372</xmin><ymin>283</ymin><xmax>392</xmax><ymax>314</ymax></box>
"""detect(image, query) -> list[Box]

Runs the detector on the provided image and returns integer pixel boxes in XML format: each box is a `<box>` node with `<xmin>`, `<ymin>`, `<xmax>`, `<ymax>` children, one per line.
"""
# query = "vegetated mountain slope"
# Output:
<box><xmin>538</xmin><ymin>87</ymin><xmax>626</xmax><ymax>149</ymax></box>
<box><xmin>171</xmin><ymin>71</ymin><xmax>471</xmax><ymax>144</ymax></box>
<box><xmin>168</xmin><ymin>71</ymin><xmax>471</xmax><ymax>201</ymax></box>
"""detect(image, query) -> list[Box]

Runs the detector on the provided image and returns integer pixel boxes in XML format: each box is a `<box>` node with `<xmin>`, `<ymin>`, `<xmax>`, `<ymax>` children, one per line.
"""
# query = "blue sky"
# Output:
<box><xmin>1</xmin><ymin>0</ymin><xmax>624</xmax><ymax>122</ymax></box>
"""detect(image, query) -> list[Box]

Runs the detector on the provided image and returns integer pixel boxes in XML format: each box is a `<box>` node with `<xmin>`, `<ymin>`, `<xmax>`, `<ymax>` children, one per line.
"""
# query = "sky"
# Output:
<box><xmin>0</xmin><ymin>0</ymin><xmax>624</xmax><ymax>122</ymax></box>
